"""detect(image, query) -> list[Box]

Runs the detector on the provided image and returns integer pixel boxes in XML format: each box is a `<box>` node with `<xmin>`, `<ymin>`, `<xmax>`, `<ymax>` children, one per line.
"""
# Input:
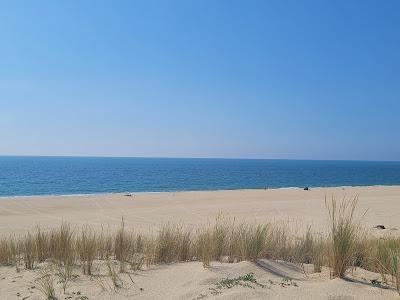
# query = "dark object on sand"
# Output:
<box><xmin>304</xmin><ymin>187</ymin><xmax>309</xmax><ymax>191</ymax></box>
<box><xmin>374</xmin><ymin>225</ymin><xmax>386</xmax><ymax>230</ymax></box>
<box><xmin>124</xmin><ymin>193</ymin><xmax>133</xmax><ymax>197</ymax></box>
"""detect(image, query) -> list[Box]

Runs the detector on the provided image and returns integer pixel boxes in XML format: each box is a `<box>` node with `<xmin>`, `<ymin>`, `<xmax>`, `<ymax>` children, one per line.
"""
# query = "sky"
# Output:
<box><xmin>0</xmin><ymin>0</ymin><xmax>399</xmax><ymax>160</ymax></box>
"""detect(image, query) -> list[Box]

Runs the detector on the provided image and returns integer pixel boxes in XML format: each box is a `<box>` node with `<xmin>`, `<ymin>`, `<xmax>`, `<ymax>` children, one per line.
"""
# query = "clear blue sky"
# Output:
<box><xmin>1</xmin><ymin>1</ymin><xmax>399</xmax><ymax>160</ymax></box>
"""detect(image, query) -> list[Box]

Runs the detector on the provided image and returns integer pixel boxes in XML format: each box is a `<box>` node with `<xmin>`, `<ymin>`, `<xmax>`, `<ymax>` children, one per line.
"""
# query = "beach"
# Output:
<box><xmin>1</xmin><ymin>185</ymin><xmax>400</xmax><ymax>299</ymax></box>
<box><xmin>0</xmin><ymin>185</ymin><xmax>399</xmax><ymax>236</ymax></box>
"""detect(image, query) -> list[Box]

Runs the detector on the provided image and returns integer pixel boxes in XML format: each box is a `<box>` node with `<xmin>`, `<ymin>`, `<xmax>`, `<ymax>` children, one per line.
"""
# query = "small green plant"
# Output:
<box><xmin>36</xmin><ymin>267</ymin><xmax>57</xmax><ymax>300</ymax></box>
<box><xmin>106</xmin><ymin>260</ymin><xmax>123</xmax><ymax>289</ymax></box>
<box><xmin>216</xmin><ymin>273</ymin><xmax>265</xmax><ymax>289</ymax></box>
<box><xmin>128</xmin><ymin>252</ymin><xmax>145</xmax><ymax>271</ymax></box>
<box><xmin>55</xmin><ymin>260</ymin><xmax>75</xmax><ymax>294</ymax></box>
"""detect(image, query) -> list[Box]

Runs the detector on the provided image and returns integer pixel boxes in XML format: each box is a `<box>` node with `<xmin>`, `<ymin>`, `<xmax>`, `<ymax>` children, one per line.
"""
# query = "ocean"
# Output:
<box><xmin>0</xmin><ymin>156</ymin><xmax>400</xmax><ymax>197</ymax></box>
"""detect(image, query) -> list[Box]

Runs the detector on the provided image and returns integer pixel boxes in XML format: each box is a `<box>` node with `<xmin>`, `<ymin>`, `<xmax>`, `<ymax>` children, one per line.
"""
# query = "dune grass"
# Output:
<box><xmin>55</xmin><ymin>259</ymin><xmax>74</xmax><ymax>294</ymax></box>
<box><xmin>0</xmin><ymin>196</ymin><xmax>399</xmax><ymax>293</ymax></box>
<box><xmin>78</xmin><ymin>226</ymin><xmax>97</xmax><ymax>275</ymax></box>
<box><xmin>35</xmin><ymin>266</ymin><xmax>57</xmax><ymax>300</ymax></box>
<box><xmin>325</xmin><ymin>196</ymin><xmax>362</xmax><ymax>278</ymax></box>
<box><xmin>389</xmin><ymin>249</ymin><xmax>400</xmax><ymax>294</ymax></box>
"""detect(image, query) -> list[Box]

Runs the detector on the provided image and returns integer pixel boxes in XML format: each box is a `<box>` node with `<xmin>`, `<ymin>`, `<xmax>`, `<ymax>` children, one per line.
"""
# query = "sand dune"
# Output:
<box><xmin>1</xmin><ymin>186</ymin><xmax>400</xmax><ymax>299</ymax></box>
<box><xmin>1</xmin><ymin>259</ymin><xmax>398</xmax><ymax>299</ymax></box>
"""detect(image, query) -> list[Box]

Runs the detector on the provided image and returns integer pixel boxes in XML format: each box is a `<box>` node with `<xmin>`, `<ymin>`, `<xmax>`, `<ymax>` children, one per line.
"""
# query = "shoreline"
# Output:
<box><xmin>1</xmin><ymin>183</ymin><xmax>400</xmax><ymax>200</ymax></box>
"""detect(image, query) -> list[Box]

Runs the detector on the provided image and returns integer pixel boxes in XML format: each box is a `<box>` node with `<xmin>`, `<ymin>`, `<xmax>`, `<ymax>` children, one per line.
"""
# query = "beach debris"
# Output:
<box><xmin>124</xmin><ymin>193</ymin><xmax>133</xmax><ymax>197</ymax></box>
<box><xmin>304</xmin><ymin>187</ymin><xmax>309</xmax><ymax>191</ymax></box>
<box><xmin>374</xmin><ymin>225</ymin><xmax>386</xmax><ymax>230</ymax></box>
<box><xmin>371</xmin><ymin>278</ymin><xmax>383</xmax><ymax>286</ymax></box>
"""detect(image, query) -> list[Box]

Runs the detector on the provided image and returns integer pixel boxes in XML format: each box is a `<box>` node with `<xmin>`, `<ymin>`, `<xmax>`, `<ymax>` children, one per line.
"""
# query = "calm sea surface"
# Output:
<box><xmin>0</xmin><ymin>156</ymin><xmax>400</xmax><ymax>197</ymax></box>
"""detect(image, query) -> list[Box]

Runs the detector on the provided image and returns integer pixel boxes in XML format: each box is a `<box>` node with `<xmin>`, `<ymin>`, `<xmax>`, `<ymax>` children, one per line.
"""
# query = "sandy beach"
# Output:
<box><xmin>0</xmin><ymin>185</ymin><xmax>399</xmax><ymax>236</ymax></box>
<box><xmin>1</xmin><ymin>185</ymin><xmax>400</xmax><ymax>299</ymax></box>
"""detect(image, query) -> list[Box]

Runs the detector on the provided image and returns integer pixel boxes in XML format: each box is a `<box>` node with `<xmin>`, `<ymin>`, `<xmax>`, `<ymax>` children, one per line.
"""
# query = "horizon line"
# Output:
<box><xmin>0</xmin><ymin>154</ymin><xmax>399</xmax><ymax>163</ymax></box>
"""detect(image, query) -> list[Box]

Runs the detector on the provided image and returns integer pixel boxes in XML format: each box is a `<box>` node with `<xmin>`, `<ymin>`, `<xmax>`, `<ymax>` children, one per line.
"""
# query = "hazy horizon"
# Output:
<box><xmin>1</xmin><ymin>154</ymin><xmax>400</xmax><ymax>163</ymax></box>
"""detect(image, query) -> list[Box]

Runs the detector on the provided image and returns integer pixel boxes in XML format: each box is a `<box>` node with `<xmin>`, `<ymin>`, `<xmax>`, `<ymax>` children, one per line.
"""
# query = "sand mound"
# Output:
<box><xmin>0</xmin><ymin>260</ymin><xmax>397</xmax><ymax>299</ymax></box>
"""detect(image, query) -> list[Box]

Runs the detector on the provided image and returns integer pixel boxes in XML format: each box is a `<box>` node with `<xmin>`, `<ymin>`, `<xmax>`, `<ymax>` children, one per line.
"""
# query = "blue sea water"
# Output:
<box><xmin>0</xmin><ymin>156</ymin><xmax>400</xmax><ymax>197</ymax></box>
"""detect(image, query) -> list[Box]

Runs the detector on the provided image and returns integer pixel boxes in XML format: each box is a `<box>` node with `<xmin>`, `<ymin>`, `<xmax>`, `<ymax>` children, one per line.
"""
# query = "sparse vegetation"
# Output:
<box><xmin>0</xmin><ymin>196</ymin><xmax>400</xmax><ymax>293</ymax></box>
<box><xmin>389</xmin><ymin>249</ymin><xmax>400</xmax><ymax>295</ymax></box>
<box><xmin>51</xmin><ymin>223</ymin><xmax>74</xmax><ymax>266</ymax></box>
<box><xmin>114</xmin><ymin>218</ymin><xmax>130</xmax><ymax>272</ymax></box>
<box><xmin>106</xmin><ymin>259</ymin><xmax>123</xmax><ymax>289</ymax></box>
<box><xmin>325</xmin><ymin>196</ymin><xmax>362</xmax><ymax>278</ymax></box>
<box><xmin>280</xmin><ymin>277</ymin><xmax>298</xmax><ymax>287</ymax></box>
<box><xmin>55</xmin><ymin>258</ymin><xmax>75</xmax><ymax>294</ymax></box>
<box><xmin>216</xmin><ymin>272</ymin><xmax>265</xmax><ymax>289</ymax></box>
<box><xmin>197</xmin><ymin>227</ymin><xmax>213</xmax><ymax>268</ymax></box>
<box><xmin>22</xmin><ymin>232</ymin><xmax>35</xmax><ymax>269</ymax></box>
<box><xmin>78</xmin><ymin>226</ymin><xmax>97</xmax><ymax>275</ymax></box>
<box><xmin>35</xmin><ymin>226</ymin><xmax>50</xmax><ymax>263</ymax></box>
<box><xmin>36</xmin><ymin>267</ymin><xmax>57</xmax><ymax>300</ymax></box>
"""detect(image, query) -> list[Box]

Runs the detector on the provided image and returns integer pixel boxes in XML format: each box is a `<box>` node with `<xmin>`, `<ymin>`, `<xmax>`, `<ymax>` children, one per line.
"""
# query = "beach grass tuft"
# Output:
<box><xmin>1</xmin><ymin>197</ymin><xmax>400</xmax><ymax>292</ymax></box>
<box><xmin>36</xmin><ymin>266</ymin><xmax>57</xmax><ymax>300</ymax></box>
<box><xmin>325</xmin><ymin>196</ymin><xmax>361</xmax><ymax>278</ymax></box>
